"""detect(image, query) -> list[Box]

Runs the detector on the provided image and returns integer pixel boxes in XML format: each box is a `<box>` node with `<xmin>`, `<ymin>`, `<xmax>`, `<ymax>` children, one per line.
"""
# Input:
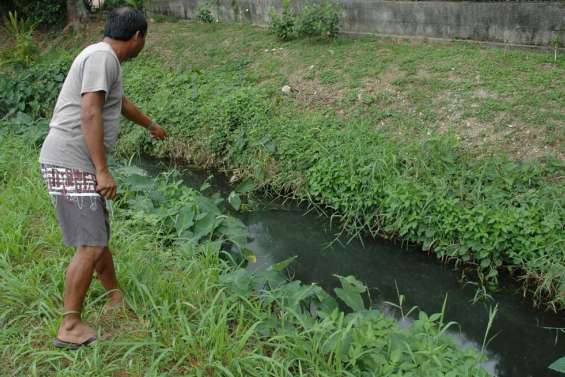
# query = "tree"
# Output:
<box><xmin>65</xmin><ymin>0</ymin><xmax>88</xmax><ymax>31</ymax></box>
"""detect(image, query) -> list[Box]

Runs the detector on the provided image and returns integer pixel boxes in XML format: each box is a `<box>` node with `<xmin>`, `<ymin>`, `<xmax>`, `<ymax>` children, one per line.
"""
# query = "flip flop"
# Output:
<box><xmin>53</xmin><ymin>335</ymin><xmax>97</xmax><ymax>350</ymax></box>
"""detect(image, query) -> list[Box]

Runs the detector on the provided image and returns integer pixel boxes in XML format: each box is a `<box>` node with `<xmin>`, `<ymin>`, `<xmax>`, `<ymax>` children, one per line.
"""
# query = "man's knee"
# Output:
<box><xmin>77</xmin><ymin>245</ymin><xmax>106</xmax><ymax>262</ymax></box>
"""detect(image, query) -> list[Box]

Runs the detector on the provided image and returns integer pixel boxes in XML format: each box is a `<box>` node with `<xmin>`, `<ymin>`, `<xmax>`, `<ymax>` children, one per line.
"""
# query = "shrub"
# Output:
<box><xmin>295</xmin><ymin>2</ymin><xmax>340</xmax><ymax>39</ymax></box>
<box><xmin>269</xmin><ymin>0</ymin><xmax>295</xmax><ymax>41</ymax></box>
<box><xmin>269</xmin><ymin>1</ymin><xmax>340</xmax><ymax>41</ymax></box>
<box><xmin>0</xmin><ymin>11</ymin><xmax>39</xmax><ymax>68</ymax></box>
<box><xmin>197</xmin><ymin>6</ymin><xmax>215</xmax><ymax>23</ymax></box>
<box><xmin>9</xmin><ymin>0</ymin><xmax>66</xmax><ymax>27</ymax></box>
<box><xmin>0</xmin><ymin>55</ymin><xmax>70</xmax><ymax>118</ymax></box>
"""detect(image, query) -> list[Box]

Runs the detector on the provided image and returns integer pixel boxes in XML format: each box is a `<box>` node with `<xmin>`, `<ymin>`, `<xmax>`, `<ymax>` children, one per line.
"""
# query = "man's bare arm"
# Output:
<box><xmin>121</xmin><ymin>96</ymin><xmax>166</xmax><ymax>139</ymax></box>
<box><xmin>81</xmin><ymin>91</ymin><xmax>117</xmax><ymax>200</ymax></box>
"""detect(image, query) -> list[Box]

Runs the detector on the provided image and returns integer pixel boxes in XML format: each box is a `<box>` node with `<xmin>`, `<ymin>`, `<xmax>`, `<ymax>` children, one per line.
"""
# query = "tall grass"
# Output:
<box><xmin>0</xmin><ymin>132</ymin><xmax>489</xmax><ymax>376</ymax></box>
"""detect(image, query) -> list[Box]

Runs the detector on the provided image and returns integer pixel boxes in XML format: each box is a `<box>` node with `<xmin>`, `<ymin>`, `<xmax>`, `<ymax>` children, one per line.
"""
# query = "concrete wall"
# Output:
<box><xmin>149</xmin><ymin>0</ymin><xmax>565</xmax><ymax>46</ymax></box>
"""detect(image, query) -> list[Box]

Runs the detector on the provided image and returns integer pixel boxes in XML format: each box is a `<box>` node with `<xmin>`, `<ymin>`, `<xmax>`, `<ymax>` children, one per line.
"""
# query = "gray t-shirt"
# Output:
<box><xmin>39</xmin><ymin>42</ymin><xmax>123</xmax><ymax>174</ymax></box>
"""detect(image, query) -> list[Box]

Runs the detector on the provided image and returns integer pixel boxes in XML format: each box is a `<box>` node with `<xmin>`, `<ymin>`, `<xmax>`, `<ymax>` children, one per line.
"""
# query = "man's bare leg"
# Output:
<box><xmin>94</xmin><ymin>247</ymin><xmax>123</xmax><ymax>308</ymax></box>
<box><xmin>57</xmin><ymin>246</ymin><xmax>103</xmax><ymax>344</ymax></box>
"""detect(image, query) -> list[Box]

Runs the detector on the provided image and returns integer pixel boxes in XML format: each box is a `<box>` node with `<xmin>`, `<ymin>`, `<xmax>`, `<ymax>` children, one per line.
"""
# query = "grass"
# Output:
<box><xmin>142</xmin><ymin>21</ymin><xmax>564</xmax><ymax>161</ymax></box>
<box><xmin>0</xmin><ymin>21</ymin><xmax>563</xmax><ymax>310</ymax></box>
<box><xmin>0</xmin><ymin>131</ymin><xmax>490</xmax><ymax>376</ymax></box>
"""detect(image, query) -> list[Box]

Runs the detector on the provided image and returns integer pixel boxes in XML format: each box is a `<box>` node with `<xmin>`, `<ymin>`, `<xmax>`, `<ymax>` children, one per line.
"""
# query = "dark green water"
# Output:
<box><xmin>138</xmin><ymin>158</ymin><xmax>565</xmax><ymax>377</ymax></box>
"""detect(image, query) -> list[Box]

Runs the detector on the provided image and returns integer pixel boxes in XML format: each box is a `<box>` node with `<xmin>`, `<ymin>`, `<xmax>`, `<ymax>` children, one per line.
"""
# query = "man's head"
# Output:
<box><xmin>104</xmin><ymin>7</ymin><xmax>147</xmax><ymax>60</ymax></box>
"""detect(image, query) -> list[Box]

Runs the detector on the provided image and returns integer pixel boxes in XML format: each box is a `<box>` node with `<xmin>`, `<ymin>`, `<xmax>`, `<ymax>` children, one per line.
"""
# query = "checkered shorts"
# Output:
<box><xmin>40</xmin><ymin>164</ymin><xmax>110</xmax><ymax>247</ymax></box>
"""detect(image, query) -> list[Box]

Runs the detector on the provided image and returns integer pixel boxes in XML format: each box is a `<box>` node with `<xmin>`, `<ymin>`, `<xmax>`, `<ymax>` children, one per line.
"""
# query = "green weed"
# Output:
<box><xmin>0</xmin><ymin>11</ymin><xmax>40</xmax><ymax>67</ymax></box>
<box><xmin>0</xmin><ymin>132</ymin><xmax>490</xmax><ymax>375</ymax></box>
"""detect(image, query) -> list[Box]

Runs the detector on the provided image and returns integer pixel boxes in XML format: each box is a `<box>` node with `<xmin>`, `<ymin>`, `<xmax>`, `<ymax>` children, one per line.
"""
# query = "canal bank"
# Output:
<box><xmin>138</xmin><ymin>156</ymin><xmax>565</xmax><ymax>377</ymax></box>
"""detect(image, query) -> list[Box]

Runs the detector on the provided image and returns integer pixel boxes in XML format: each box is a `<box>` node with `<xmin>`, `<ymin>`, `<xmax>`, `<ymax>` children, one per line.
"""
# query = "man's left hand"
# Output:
<box><xmin>149</xmin><ymin>123</ymin><xmax>167</xmax><ymax>140</ymax></box>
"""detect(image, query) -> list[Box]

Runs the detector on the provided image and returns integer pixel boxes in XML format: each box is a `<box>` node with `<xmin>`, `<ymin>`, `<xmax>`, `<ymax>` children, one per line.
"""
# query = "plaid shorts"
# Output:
<box><xmin>40</xmin><ymin>163</ymin><xmax>110</xmax><ymax>247</ymax></box>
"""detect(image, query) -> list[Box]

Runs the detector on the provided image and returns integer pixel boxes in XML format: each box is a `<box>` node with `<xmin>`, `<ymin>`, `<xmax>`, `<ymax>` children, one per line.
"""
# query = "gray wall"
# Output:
<box><xmin>149</xmin><ymin>0</ymin><xmax>565</xmax><ymax>46</ymax></box>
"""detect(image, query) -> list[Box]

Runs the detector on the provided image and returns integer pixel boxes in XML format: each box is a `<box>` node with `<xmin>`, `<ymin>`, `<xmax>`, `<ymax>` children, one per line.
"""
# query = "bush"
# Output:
<box><xmin>269</xmin><ymin>1</ymin><xmax>340</xmax><ymax>41</ymax></box>
<box><xmin>295</xmin><ymin>2</ymin><xmax>340</xmax><ymax>39</ymax></box>
<box><xmin>0</xmin><ymin>55</ymin><xmax>70</xmax><ymax>118</ymax></box>
<box><xmin>197</xmin><ymin>6</ymin><xmax>215</xmax><ymax>23</ymax></box>
<box><xmin>9</xmin><ymin>0</ymin><xmax>66</xmax><ymax>27</ymax></box>
<box><xmin>0</xmin><ymin>11</ymin><xmax>39</xmax><ymax>68</ymax></box>
<box><xmin>269</xmin><ymin>1</ymin><xmax>295</xmax><ymax>41</ymax></box>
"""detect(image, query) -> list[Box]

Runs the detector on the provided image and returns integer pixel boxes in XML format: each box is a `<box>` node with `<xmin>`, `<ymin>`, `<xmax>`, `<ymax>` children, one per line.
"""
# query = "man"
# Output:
<box><xmin>39</xmin><ymin>7</ymin><xmax>166</xmax><ymax>349</ymax></box>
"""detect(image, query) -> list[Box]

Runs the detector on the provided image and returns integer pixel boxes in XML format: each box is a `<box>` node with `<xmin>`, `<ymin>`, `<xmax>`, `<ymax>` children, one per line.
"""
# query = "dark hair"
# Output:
<box><xmin>104</xmin><ymin>7</ymin><xmax>148</xmax><ymax>41</ymax></box>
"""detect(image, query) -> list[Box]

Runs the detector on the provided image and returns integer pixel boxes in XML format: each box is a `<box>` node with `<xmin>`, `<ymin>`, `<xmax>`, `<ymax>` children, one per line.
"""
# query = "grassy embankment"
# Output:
<box><xmin>119</xmin><ymin>22</ymin><xmax>564</xmax><ymax>310</ymax></box>
<box><xmin>0</xmin><ymin>129</ymin><xmax>490</xmax><ymax>375</ymax></box>
<box><xmin>1</xmin><ymin>21</ymin><xmax>563</xmax><ymax>310</ymax></box>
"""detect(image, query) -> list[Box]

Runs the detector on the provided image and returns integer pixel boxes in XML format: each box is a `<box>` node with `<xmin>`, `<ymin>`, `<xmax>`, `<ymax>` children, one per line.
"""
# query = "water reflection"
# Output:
<box><xmin>242</xmin><ymin>210</ymin><xmax>564</xmax><ymax>377</ymax></box>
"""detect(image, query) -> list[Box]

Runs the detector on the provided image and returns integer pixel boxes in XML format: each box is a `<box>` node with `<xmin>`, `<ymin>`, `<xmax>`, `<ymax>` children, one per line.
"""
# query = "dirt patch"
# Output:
<box><xmin>473</xmin><ymin>88</ymin><xmax>498</xmax><ymax>99</ymax></box>
<box><xmin>448</xmin><ymin>116</ymin><xmax>562</xmax><ymax>161</ymax></box>
<box><xmin>286</xmin><ymin>66</ymin><xmax>345</xmax><ymax>107</ymax></box>
<box><xmin>416</xmin><ymin>68</ymin><xmax>433</xmax><ymax>80</ymax></box>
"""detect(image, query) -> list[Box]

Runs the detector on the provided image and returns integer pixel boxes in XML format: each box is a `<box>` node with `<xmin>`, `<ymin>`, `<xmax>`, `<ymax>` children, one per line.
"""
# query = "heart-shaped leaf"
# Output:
<box><xmin>228</xmin><ymin>191</ymin><xmax>241</xmax><ymax>211</ymax></box>
<box><xmin>334</xmin><ymin>275</ymin><xmax>367</xmax><ymax>312</ymax></box>
<box><xmin>549</xmin><ymin>357</ymin><xmax>565</xmax><ymax>374</ymax></box>
<box><xmin>235</xmin><ymin>179</ymin><xmax>255</xmax><ymax>193</ymax></box>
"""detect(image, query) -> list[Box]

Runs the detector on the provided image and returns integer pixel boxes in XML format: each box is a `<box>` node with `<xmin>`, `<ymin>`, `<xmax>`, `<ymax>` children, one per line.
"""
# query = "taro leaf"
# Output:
<box><xmin>228</xmin><ymin>191</ymin><xmax>241</xmax><ymax>211</ymax></box>
<box><xmin>241</xmin><ymin>248</ymin><xmax>256</xmax><ymax>263</ymax></box>
<box><xmin>14</xmin><ymin>111</ymin><xmax>33</xmax><ymax>125</ymax></box>
<box><xmin>334</xmin><ymin>275</ymin><xmax>367</xmax><ymax>312</ymax></box>
<box><xmin>196</xmin><ymin>195</ymin><xmax>221</xmax><ymax>216</ymax></box>
<box><xmin>117</xmin><ymin>165</ymin><xmax>147</xmax><ymax>177</ymax></box>
<box><xmin>217</xmin><ymin>216</ymin><xmax>248</xmax><ymax>248</ymax></box>
<box><xmin>549</xmin><ymin>357</ymin><xmax>565</xmax><ymax>374</ymax></box>
<box><xmin>235</xmin><ymin>179</ymin><xmax>255</xmax><ymax>193</ymax></box>
<box><xmin>311</xmin><ymin>287</ymin><xmax>338</xmax><ymax>316</ymax></box>
<box><xmin>206</xmin><ymin>240</ymin><xmax>223</xmax><ymax>254</ymax></box>
<box><xmin>270</xmin><ymin>281</ymin><xmax>318</xmax><ymax>313</ymax></box>
<box><xmin>128</xmin><ymin>196</ymin><xmax>154</xmax><ymax>212</ymax></box>
<box><xmin>268</xmin><ymin>256</ymin><xmax>298</xmax><ymax>272</ymax></box>
<box><xmin>29</xmin><ymin>119</ymin><xmax>49</xmax><ymax>146</ymax></box>
<box><xmin>192</xmin><ymin>212</ymin><xmax>218</xmax><ymax>243</ymax></box>
<box><xmin>150</xmin><ymin>190</ymin><xmax>167</xmax><ymax>204</ymax></box>
<box><xmin>200</xmin><ymin>181</ymin><xmax>211</xmax><ymax>192</ymax></box>
<box><xmin>219</xmin><ymin>268</ymin><xmax>253</xmax><ymax>295</ymax></box>
<box><xmin>124</xmin><ymin>173</ymin><xmax>153</xmax><ymax>192</ymax></box>
<box><xmin>322</xmin><ymin>329</ymin><xmax>353</xmax><ymax>360</ymax></box>
<box><xmin>256</xmin><ymin>269</ymin><xmax>287</xmax><ymax>290</ymax></box>
<box><xmin>175</xmin><ymin>205</ymin><xmax>195</xmax><ymax>235</ymax></box>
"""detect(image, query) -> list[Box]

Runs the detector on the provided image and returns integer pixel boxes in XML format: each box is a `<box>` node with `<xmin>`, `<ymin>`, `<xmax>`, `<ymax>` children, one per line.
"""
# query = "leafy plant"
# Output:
<box><xmin>269</xmin><ymin>0</ymin><xmax>295</xmax><ymax>41</ymax></box>
<box><xmin>197</xmin><ymin>6</ymin><xmax>215</xmax><ymax>24</ymax></box>
<box><xmin>0</xmin><ymin>133</ymin><xmax>491</xmax><ymax>375</ymax></box>
<box><xmin>10</xmin><ymin>0</ymin><xmax>66</xmax><ymax>27</ymax></box>
<box><xmin>550</xmin><ymin>33</ymin><xmax>562</xmax><ymax>62</ymax></box>
<box><xmin>549</xmin><ymin>357</ymin><xmax>565</xmax><ymax>374</ymax></box>
<box><xmin>0</xmin><ymin>11</ymin><xmax>39</xmax><ymax>67</ymax></box>
<box><xmin>270</xmin><ymin>1</ymin><xmax>341</xmax><ymax>41</ymax></box>
<box><xmin>0</xmin><ymin>56</ymin><xmax>69</xmax><ymax>118</ymax></box>
<box><xmin>295</xmin><ymin>2</ymin><xmax>340</xmax><ymax>39</ymax></box>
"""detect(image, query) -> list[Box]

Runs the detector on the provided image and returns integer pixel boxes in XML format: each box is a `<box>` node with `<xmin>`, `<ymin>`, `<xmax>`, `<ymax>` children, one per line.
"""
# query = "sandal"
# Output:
<box><xmin>53</xmin><ymin>335</ymin><xmax>97</xmax><ymax>350</ymax></box>
<box><xmin>53</xmin><ymin>310</ymin><xmax>97</xmax><ymax>350</ymax></box>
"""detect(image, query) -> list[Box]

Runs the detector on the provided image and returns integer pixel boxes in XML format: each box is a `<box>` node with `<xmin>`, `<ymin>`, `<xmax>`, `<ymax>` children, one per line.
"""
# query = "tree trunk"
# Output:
<box><xmin>65</xmin><ymin>0</ymin><xmax>89</xmax><ymax>31</ymax></box>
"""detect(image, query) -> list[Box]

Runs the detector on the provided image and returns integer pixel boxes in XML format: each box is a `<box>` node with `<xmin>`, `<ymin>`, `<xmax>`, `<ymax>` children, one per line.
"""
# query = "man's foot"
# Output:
<box><xmin>56</xmin><ymin>319</ymin><xmax>97</xmax><ymax>346</ymax></box>
<box><xmin>104</xmin><ymin>289</ymin><xmax>124</xmax><ymax>312</ymax></box>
